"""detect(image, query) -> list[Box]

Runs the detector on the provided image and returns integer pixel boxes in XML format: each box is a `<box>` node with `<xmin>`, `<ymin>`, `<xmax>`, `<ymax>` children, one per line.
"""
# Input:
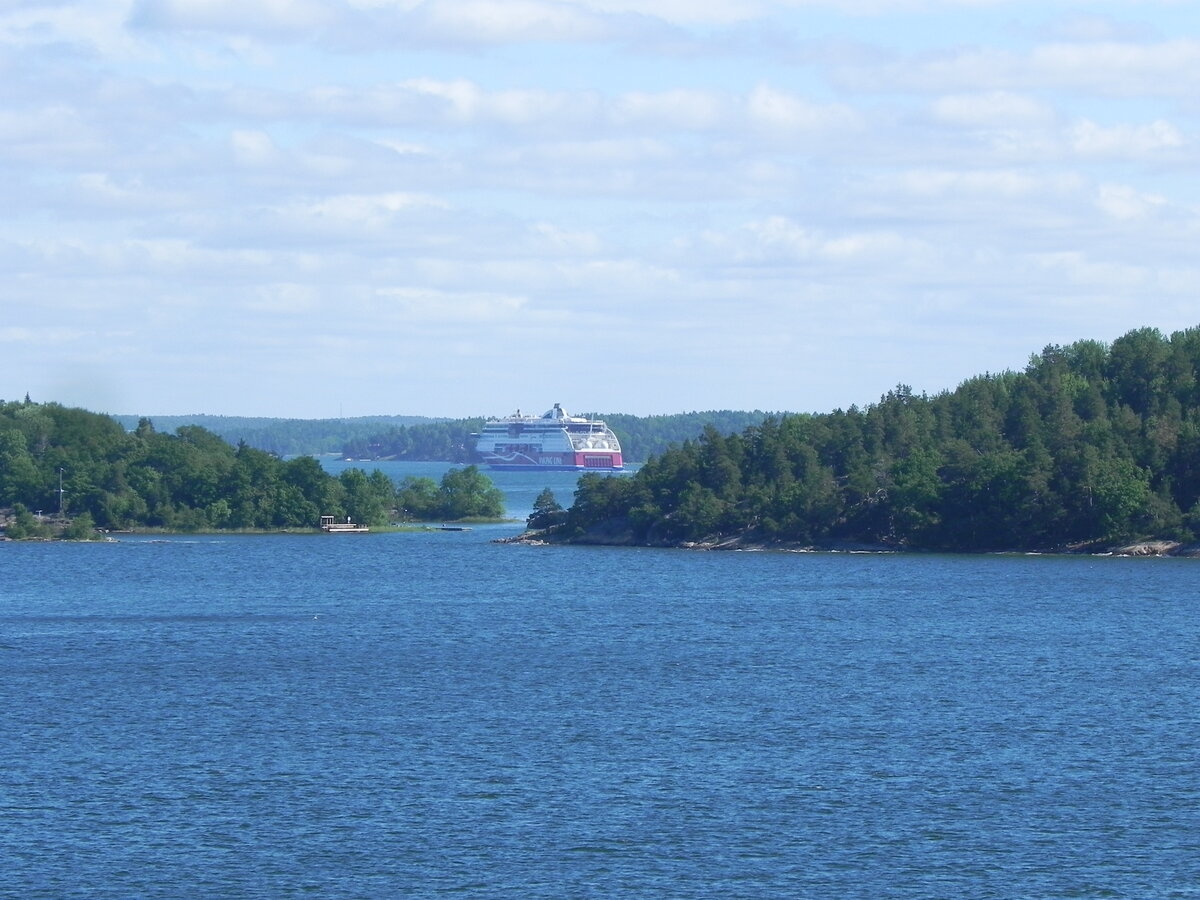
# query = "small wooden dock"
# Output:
<box><xmin>320</xmin><ymin>515</ymin><xmax>370</xmax><ymax>533</ymax></box>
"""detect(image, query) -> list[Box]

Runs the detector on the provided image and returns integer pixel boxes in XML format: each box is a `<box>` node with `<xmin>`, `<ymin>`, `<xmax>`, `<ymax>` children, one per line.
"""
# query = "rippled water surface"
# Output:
<box><xmin>3</xmin><ymin>484</ymin><xmax>1199</xmax><ymax>898</ymax></box>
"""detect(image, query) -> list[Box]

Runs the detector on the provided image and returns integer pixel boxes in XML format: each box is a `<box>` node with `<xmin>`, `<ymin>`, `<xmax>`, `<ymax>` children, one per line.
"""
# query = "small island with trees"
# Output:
<box><xmin>526</xmin><ymin>326</ymin><xmax>1200</xmax><ymax>556</ymax></box>
<box><xmin>0</xmin><ymin>404</ymin><xmax>504</xmax><ymax>540</ymax></box>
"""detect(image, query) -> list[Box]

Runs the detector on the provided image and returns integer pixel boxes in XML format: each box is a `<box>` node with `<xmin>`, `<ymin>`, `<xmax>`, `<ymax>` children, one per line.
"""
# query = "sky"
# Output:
<box><xmin>2</xmin><ymin>0</ymin><xmax>1198</xmax><ymax>419</ymax></box>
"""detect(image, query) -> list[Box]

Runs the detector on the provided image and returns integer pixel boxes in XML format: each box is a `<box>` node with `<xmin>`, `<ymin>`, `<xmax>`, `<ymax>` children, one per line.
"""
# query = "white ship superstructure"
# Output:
<box><xmin>474</xmin><ymin>403</ymin><xmax>624</xmax><ymax>470</ymax></box>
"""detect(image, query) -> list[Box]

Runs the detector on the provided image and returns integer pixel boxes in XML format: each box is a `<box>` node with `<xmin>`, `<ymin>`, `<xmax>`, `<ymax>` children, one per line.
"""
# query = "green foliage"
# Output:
<box><xmin>395</xmin><ymin>476</ymin><xmax>442</xmax><ymax>520</ymax></box>
<box><xmin>111</xmin><ymin>414</ymin><xmax>446</xmax><ymax>457</ymax></box>
<box><xmin>395</xmin><ymin>467</ymin><xmax>505</xmax><ymax>521</ymax></box>
<box><xmin>527</xmin><ymin>487</ymin><xmax>567</xmax><ymax>530</ymax></box>
<box><xmin>437</xmin><ymin>466</ymin><xmax>505</xmax><ymax>519</ymax></box>
<box><xmin>339</xmin><ymin>468</ymin><xmax>396</xmax><ymax>526</ymax></box>
<box><xmin>3</xmin><ymin>503</ymin><xmax>52</xmax><ymax>540</ymax></box>
<box><xmin>564</xmin><ymin>472</ymin><xmax>647</xmax><ymax>539</ymax></box>
<box><xmin>343</xmin><ymin>420</ymin><xmax>482</xmax><ymax>462</ymax></box>
<box><xmin>599</xmin><ymin>410</ymin><xmax>780</xmax><ymax>462</ymax></box>
<box><xmin>61</xmin><ymin>511</ymin><xmax>99</xmax><ymax>541</ymax></box>
<box><xmin>565</xmin><ymin>326</ymin><xmax>1200</xmax><ymax>551</ymax></box>
<box><xmin>0</xmin><ymin>401</ymin><xmax>417</xmax><ymax>532</ymax></box>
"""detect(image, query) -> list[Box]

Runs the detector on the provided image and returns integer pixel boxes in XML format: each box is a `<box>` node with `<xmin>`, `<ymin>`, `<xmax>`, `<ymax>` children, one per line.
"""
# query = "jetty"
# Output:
<box><xmin>320</xmin><ymin>515</ymin><xmax>369</xmax><ymax>534</ymax></box>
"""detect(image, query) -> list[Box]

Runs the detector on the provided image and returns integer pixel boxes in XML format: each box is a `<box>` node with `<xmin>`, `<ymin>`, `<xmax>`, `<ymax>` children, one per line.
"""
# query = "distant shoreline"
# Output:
<box><xmin>1</xmin><ymin>519</ymin><xmax>516</xmax><ymax>543</ymax></box>
<box><xmin>501</xmin><ymin>528</ymin><xmax>1200</xmax><ymax>558</ymax></box>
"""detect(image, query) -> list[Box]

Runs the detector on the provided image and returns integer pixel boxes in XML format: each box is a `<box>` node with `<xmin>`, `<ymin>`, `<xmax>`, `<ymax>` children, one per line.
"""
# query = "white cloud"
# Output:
<box><xmin>511</xmin><ymin>136</ymin><xmax>675</xmax><ymax>166</ymax></box>
<box><xmin>695</xmin><ymin>215</ymin><xmax>928</xmax><ymax>267</ymax></box>
<box><xmin>230</xmin><ymin>129</ymin><xmax>280</xmax><ymax>166</ymax></box>
<box><xmin>1095</xmin><ymin>184</ymin><xmax>1168</xmax><ymax>221</ymax></box>
<box><xmin>130</xmin><ymin>0</ymin><xmax>338</xmax><ymax>36</ymax></box>
<box><xmin>5</xmin><ymin>0</ymin><xmax>1200</xmax><ymax>417</ymax></box>
<box><xmin>1069</xmin><ymin>119</ymin><xmax>1185</xmax><ymax>158</ymax></box>
<box><xmin>1043</xmin><ymin>14</ymin><xmax>1151</xmax><ymax>43</ymax></box>
<box><xmin>1035</xmin><ymin>250</ymin><xmax>1157</xmax><ymax>291</ymax></box>
<box><xmin>1027</xmin><ymin>39</ymin><xmax>1200</xmax><ymax>96</ymax></box>
<box><xmin>398</xmin><ymin>78</ymin><xmax>586</xmax><ymax>126</ymax></box>
<box><xmin>747</xmin><ymin>84</ymin><xmax>860</xmax><ymax>134</ymax></box>
<box><xmin>123</xmin><ymin>0</ymin><xmax>660</xmax><ymax>47</ymax></box>
<box><xmin>292</xmin><ymin>79</ymin><xmax>856</xmax><ymax>141</ymax></box>
<box><xmin>0</xmin><ymin>325</ymin><xmax>88</xmax><ymax>345</ymax></box>
<box><xmin>374</xmin><ymin>138</ymin><xmax>433</xmax><ymax>156</ymax></box>
<box><xmin>890</xmin><ymin>168</ymin><xmax>1079</xmax><ymax>199</ymax></box>
<box><xmin>529</xmin><ymin>222</ymin><xmax>603</xmax><ymax>255</ymax></box>
<box><xmin>407</xmin><ymin>0</ymin><xmax>616</xmax><ymax>44</ymax></box>
<box><xmin>375</xmin><ymin>286</ymin><xmax>529</xmax><ymax>322</ymax></box>
<box><xmin>248</xmin><ymin>281</ymin><xmax>322</xmax><ymax>312</ymax></box>
<box><xmin>0</xmin><ymin>0</ymin><xmax>142</xmax><ymax>55</ymax></box>
<box><xmin>930</xmin><ymin>91</ymin><xmax>1056</xmax><ymax>128</ymax></box>
<box><xmin>73</xmin><ymin>173</ymin><xmax>190</xmax><ymax>214</ymax></box>
<box><xmin>0</xmin><ymin>106</ymin><xmax>102</xmax><ymax>161</ymax></box>
<box><xmin>291</xmin><ymin>191</ymin><xmax>447</xmax><ymax>230</ymax></box>
<box><xmin>611</xmin><ymin>89</ymin><xmax>726</xmax><ymax>130</ymax></box>
<box><xmin>574</xmin><ymin>0</ymin><xmax>763</xmax><ymax>26</ymax></box>
<box><xmin>844</xmin><ymin>39</ymin><xmax>1200</xmax><ymax>97</ymax></box>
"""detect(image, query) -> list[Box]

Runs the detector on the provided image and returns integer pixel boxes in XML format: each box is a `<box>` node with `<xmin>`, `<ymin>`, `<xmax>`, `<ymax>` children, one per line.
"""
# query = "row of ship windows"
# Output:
<box><xmin>491</xmin><ymin>427</ymin><xmax>611</xmax><ymax>437</ymax></box>
<box><xmin>493</xmin><ymin>445</ymin><xmax>615</xmax><ymax>466</ymax></box>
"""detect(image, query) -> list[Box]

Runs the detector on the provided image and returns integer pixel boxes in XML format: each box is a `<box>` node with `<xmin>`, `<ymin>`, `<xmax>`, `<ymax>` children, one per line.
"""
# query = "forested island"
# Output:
<box><xmin>0</xmin><ymin>406</ymin><xmax>503</xmax><ymax>539</ymax></box>
<box><xmin>539</xmin><ymin>327</ymin><xmax>1200</xmax><ymax>555</ymax></box>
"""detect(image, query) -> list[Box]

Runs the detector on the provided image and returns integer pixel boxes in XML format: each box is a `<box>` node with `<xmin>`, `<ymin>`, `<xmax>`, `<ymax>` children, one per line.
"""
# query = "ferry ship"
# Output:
<box><xmin>474</xmin><ymin>404</ymin><xmax>624</xmax><ymax>471</ymax></box>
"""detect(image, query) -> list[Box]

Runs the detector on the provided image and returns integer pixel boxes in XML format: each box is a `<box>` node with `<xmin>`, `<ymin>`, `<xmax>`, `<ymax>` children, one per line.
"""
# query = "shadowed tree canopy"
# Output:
<box><xmin>0</xmin><ymin>403</ymin><xmax>501</xmax><ymax>533</ymax></box>
<box><xmin>556</xmin><ymin>326</ymin><xmax>1200</xmax><ymax>552</ymax></box>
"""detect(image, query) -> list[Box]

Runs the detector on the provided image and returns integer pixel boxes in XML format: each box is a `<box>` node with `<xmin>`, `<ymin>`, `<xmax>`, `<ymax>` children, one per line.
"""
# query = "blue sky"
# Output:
<box><xmin>2</xmin><ymin>0</ymin><xmax>1198</xmax><ymax>419</ymax></box>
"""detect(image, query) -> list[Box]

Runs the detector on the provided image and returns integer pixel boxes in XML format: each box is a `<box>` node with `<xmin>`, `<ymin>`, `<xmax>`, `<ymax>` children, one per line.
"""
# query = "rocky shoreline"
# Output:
<box><xmin>499</xmin><ymin>525</ymin><xmax>1200</xmax><ymax>558</ymax></box>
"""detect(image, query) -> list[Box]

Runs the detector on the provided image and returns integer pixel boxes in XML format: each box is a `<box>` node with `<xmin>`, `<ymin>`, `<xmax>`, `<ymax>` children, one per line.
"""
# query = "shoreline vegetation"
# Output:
<box><xmin>501</xmin><ymin>527</ymin><xmax>1200</xmax><ymax>558</ymax></box>
<box><xmin>7</xmin><ymin>325</ymin><xmax>1200</xmax><ymax>555</ymax></box>
<box><xmin>0</xmin><ymin>400</ymin><xmax>507</xmax><ymax>540</ymax></box>
<box><xmin>513</xmin><ymin>326</ymin><xmax>1200</xmax><ymax>558</ymax></box>
<box><xmin>0</xmin><ymin>511</ymin><xmax>514</xmax><ymax>542</ymax></box>
<box><xmin>0</xmin><ymin>521</ymin><xmax>511</xmax><ymax>542</ymax></box>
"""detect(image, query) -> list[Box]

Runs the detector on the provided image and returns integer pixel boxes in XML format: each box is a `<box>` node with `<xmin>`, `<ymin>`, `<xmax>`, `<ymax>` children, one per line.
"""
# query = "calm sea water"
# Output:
<box><xmin>3</xmin><ymin>464</ymin><xmax>1199</xmax><ymax>898</ymax></box>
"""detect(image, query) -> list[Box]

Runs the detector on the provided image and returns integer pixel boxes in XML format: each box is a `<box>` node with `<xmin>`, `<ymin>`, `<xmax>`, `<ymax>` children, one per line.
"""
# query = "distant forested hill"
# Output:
<box><xmin>556</xmin><ymin>326</ymin><xmax>1200</xmax><ymax>553</ymax></box>
<box><xmin>110</xmin><ymin>414</ymin><xmax>443</xmax><ymax>457</ymax></box>
<box><xmin>350</xmin><ymin>410</ymin><xmax>780</xmax><ymax>463</ymax></box>
<box><xmin>601</xmin><ymin>411</ymin><xmax>779</xmax><ymax>462</ymax></box>
<box><xmin>341</xmin><ymin>419</ymin><xmax>483</xmax><ymax>462</ymax></box>
<box><xmin>102</xmin><ymin>410</ymin><xmax>781</xmax><ymax>462</ymax></box>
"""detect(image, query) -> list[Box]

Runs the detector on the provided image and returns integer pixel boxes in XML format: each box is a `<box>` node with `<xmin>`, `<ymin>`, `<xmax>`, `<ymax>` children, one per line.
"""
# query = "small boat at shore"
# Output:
<box><xmin>320</xmin><ymin>515</ymin><xmax>369</xmax><ymax>534</ymax></box>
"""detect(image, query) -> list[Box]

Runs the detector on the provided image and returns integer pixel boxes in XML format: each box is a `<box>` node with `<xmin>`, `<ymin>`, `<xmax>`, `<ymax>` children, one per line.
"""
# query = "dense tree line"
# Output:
<box><xmin>111</xmin><ymin>414</ymin><xmax>443</xmax><ymax>457</ymax></box>
<box><xmin>601</xmin><ymin>410</ymin><xmax>779</xmax><ymax>462</ymax></box>
<box><xmin>0</xmin><ymin>402</ymin><xmax>502</xmax><ymax>534</ymax></box>
<box><xmin>394</xmin><ymin>467</ymin><xmax>506</xmax><ymax>521</ymax></box>
<box><xmin>557</xmin><ymin>327</ymin><xmax>1200</xmax><ymax>552</ymax></box>
<box><xmin>343</xmin><ymin>420</ymin><xmax>483</xmax><ymax>462</ymax></box>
